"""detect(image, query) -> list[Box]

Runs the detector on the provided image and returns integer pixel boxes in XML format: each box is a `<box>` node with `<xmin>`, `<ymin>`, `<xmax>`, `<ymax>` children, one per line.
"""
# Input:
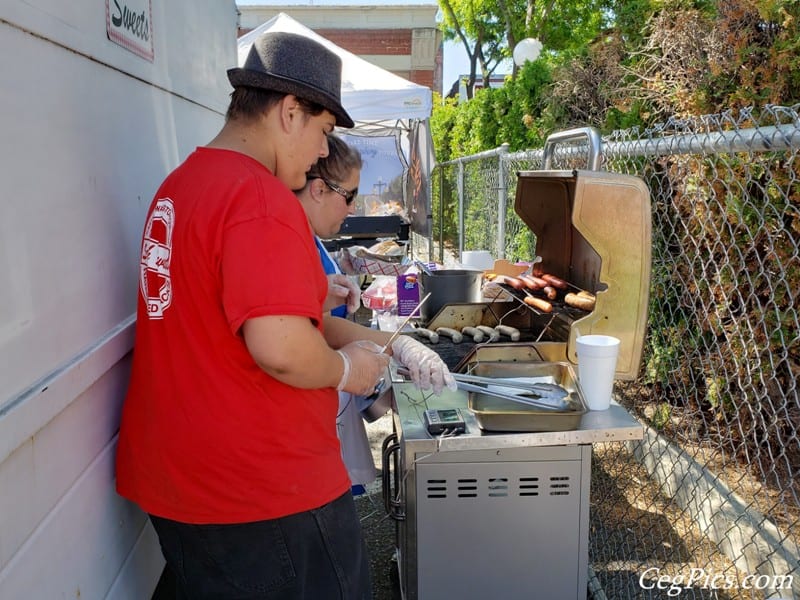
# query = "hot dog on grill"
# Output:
<box><xmin>494</xmin><ymin>324</ymin><xmax>521</xmax><ymax>341</ymax></box>
<box><xmin>542</xmin><ymin>285</ymin><xmax>558</xmax><ymax>300</ymax></box>
<box><xmin>475</xmin><ymin>325</ymin><xmax>501</xmax><ymax>342</ymax></box>
<box><xmin>518</xmin><ymin>274</ymin><xmax>545</xmax><ymax>290</ymax></box>
<box><xmin>523</xmin><ymin>296</ymin><xmax>553</xmax><ymax>313</ymax></box>
<box><xmin>461</xmin><ymin>326</ymin><xmax>485</xmax><ymax>343</ymax></box>
<box><xmin>436</xmin><ymin>327</ymin><xmax>464</xmax><ymax>343</ymax></box>
<box><xmin>528</xmin><ymin>275</ymin><xmax>549</xmax><ymax>288</ymax></box>
<box><xmin>494</xmin><ymin>275</ymin><xmax>525</xmax><ymax>290</ymax></box>
<box><xmin>541</xmin><ymin>274</ymin><xmax>568</xmax><ymax>289</ymax></box>
<box><xmin>414</xmin><ymin>328</ymin><xmax>440</xmax><ymax>344</ymax></box>
<box><xmin>564</xmin><ymin>292</ymin><xmax>595</xmax><ymax>311</ymax></box>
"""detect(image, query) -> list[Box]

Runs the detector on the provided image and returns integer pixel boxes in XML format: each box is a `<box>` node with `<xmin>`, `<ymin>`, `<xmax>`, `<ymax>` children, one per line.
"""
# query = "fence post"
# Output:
<box><xmin>435</xmin><ymin>168</ymin><xmax>443</xmax><ymax>262</ymax></box>
<box><xmin>496</xmin><ymin>143</ymin><xmax>510</xmax><ymax>259</ymax></box>
<box><xmin>457</xmin><ymin>159</ymin><xmax>465</xmax><ymax>261</ymax></box>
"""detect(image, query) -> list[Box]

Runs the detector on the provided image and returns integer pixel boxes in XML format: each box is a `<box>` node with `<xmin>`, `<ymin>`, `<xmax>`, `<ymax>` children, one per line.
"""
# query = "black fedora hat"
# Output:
<box><xmin>228</xmin><ymin>32</ymin><xmax>354</xmax><ymax>128</ymax></box>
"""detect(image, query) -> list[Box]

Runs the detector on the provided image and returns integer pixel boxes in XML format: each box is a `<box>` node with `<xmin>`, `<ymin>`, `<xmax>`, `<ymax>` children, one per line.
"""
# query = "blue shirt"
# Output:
<box><xmin>315</xmin><ymin>237</ymin><xmax>347</xmax><ymax>318</ymax></box>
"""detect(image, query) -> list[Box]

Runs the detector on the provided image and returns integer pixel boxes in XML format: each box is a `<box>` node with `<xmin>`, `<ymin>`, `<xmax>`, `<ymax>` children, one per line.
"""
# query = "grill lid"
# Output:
<box><xmin>514</xmin><ymin>169</ymin><xmax>652</xmax><ymax>380</ymax></box>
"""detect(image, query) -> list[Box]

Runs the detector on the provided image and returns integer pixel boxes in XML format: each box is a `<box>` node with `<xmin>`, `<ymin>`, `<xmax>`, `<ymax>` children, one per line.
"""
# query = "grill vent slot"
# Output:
<box><xmin>519</xmin><ymin>476</ymin><xmax>540</xmax><ymax>496</ymax></box>
<box><xmin>424</xmin><ymin>475</ymin><xmax>577</xmax><ymax>499</ymax></box>
<box><xmin>426</xmin><ymin>478</ymin><xmax>447</xmax><ymax>499</ymax></box>
<box><xmin>488</xmin><ymin>477</ymin><xmax>509</xmax><ymax>497</ymax></box>
<box><xmin>549</xmin><ymin>475</ymin><xmax>571</xmax><ymax>496</ymax></box>
<box><xmin>457</xmin><ymin>478</ymin><xmax>478</xmax><ymax>497</ymax></box>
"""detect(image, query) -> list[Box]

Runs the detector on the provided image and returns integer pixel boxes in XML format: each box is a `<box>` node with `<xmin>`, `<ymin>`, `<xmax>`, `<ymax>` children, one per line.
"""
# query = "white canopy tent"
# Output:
<box><xmin>238</xmin><ymin>13</ymin><xmax>435</xmax><ymax>239</ymax></box>
<box><xmin>238</xmin><ymin>13</ymin><xmax>436</xmax><ymax>242</ymax></box>
<box><xmin>237</xmin><ymin>12</ymin><xmax>433</xmax><ymax>136</ymax></box>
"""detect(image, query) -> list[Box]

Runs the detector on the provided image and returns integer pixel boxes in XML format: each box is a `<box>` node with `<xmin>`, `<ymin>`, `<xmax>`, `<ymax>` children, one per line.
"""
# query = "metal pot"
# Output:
<box><xmin>419</xmin><ymin>269</ymin><xmax>483</xmax><ymax>323</ymax></box>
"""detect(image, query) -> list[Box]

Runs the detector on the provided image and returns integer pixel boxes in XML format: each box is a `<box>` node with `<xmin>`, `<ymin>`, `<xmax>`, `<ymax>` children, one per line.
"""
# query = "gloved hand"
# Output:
<box><xmin>325</xmin><ymin>274</ymin><xmax>361</xmax><ymax>314</ymax></box>
<box><xmin>336</xmin><ymin>340</ymin><xmax>390</xmax><ymax>396</ymax></box>
<box><xmin>390</xmin><ymin>335</ymin><xmax>457</xmax><ymax>395</ymax></box>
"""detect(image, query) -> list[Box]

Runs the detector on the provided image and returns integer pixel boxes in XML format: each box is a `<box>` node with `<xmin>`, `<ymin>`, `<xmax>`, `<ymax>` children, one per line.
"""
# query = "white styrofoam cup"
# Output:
<box><xmin>575</xmin><ymin>335</ymin><xmax>620</xmax><ymax>410</ymax></box>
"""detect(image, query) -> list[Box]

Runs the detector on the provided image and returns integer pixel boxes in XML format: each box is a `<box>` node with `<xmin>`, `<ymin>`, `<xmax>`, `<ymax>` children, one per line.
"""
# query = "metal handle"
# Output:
<box><xmin>542</xmin><ymin>126</ymin><xmax>603</xmax><ymax>171</ymax></box>
<box><xmin>380</xmin><ymin>433</ymin><xmax>405</xmax><ymax>521</ymax></box>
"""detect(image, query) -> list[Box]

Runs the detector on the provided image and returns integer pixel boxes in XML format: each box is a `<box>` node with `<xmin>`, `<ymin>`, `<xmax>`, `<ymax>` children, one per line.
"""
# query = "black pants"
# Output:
<box><xmin>149</xmin><ymin>492</ymin><xmax>371</xmax><ymax>599</ymax></box>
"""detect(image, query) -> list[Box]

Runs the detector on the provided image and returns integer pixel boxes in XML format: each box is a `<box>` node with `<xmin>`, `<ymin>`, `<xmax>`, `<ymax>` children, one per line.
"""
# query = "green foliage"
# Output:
<box><xmin>429</xmin><ymin>93</ymin><xmax>459</xmax><ymax>163</ymax></box>
<box><xmin>431</xmin><ymin>60</ymin><xmax>554</xmax><ymax>157</ymax></box>
<box><xmin>651</xmin><ymin>403</ymin><xmax>673</xmax><ymax>431</ymax></box>
<box><xmin>498</xmin><ymin>61</ymin><xmax>553</xmax><ymax>150</ymax></box>
<box><xmin>439</xmin><ymin>0</ymin><xmax>611</xmax><ymax>98</ymax></box>
<box><xmin>430</xmin><ymin>0</ymin><xmax>800</xmax><ymax>492</ymax></box>
<box><xmin>432</xmin><ymin>0</ymin><xmax>800</xmax><ymax>151</ymax></box>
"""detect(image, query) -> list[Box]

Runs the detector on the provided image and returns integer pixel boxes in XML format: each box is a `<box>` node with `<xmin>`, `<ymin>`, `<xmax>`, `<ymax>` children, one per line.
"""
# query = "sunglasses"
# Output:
<box><xmin>319</xmin><ymin>177</ymin><xmax>358</xmax><ymax>205</ymax></box>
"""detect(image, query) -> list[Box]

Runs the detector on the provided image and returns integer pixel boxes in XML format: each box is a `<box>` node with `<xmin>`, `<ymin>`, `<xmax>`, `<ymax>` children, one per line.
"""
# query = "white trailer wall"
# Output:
<box><xmin>0</xmin><ymin>1</ymin><xmax>236</xmax><ymax>597</ymax></box>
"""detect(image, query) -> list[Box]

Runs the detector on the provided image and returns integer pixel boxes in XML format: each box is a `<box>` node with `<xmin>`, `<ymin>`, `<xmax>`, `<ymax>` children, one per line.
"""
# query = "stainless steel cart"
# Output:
<box><xmin>383</xmin><ymin>383</ymin><xmax>643</xmax><ymax>600</ymax></box>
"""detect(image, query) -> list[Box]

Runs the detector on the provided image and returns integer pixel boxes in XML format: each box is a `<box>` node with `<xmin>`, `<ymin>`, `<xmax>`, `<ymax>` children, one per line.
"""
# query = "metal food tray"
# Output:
<box><xmin>465</xmin><ymin>361</ymin><xmax>587</xmax><ymax>432</ymax></box>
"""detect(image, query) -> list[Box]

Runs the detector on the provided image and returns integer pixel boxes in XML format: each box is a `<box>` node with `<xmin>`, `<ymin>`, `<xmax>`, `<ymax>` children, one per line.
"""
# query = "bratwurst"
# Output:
<box><xmin>541</xmin><ymin>274</ymin><xmax>568</xmax><ymax>289</ymax></box>
<box><xmin>564</xmin><ymin>292</ymin><xmax>596</xmax><ymax>311</ymax></box>
<box><xmin>523</xmin><ymin>296</ymin><xmax>553</xmax><ymax>313</ymax></box>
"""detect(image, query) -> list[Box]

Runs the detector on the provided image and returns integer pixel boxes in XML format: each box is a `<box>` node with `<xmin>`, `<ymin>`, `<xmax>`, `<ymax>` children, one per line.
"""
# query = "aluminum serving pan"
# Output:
<box><xmin>465</xmin><ymin>361</ymin><xmax>587</xmax><ymax>432</ymax></box>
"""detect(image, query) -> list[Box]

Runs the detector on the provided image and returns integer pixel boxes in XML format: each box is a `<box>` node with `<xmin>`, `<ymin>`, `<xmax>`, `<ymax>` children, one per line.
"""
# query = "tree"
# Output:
<box><xmin>439</xmin><ymin>0</ymin><xmax>611</xmax><ymax>99</ymax></box>
<box><xmin>439</xmin><ymin>0</ymin><xmax>507</xmax><ymax>99</ymax></box>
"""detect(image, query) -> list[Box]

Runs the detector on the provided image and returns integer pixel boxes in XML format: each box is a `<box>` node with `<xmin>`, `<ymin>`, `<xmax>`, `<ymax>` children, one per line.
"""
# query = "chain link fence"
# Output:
<box><xmin>431</xmin><ymin>105</ymin><xmax>800</xmax><ymax>599</ymax></box>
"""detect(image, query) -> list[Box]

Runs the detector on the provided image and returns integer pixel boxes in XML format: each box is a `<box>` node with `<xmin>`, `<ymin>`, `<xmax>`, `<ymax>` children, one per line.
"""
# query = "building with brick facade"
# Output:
<box><xmin>237</xmin><ymin>1</ymin><xmax>442</xmax><ymax>94</ymax></box>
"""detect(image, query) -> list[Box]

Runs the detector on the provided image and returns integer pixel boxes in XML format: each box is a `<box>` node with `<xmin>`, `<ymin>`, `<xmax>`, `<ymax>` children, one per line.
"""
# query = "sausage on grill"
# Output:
<box><xmin>527</xmin><ymin>275</ymin><xmax>549</xmax><ymax>288</ymax></box>
<box><xmin>495</xmin><ymin>275</ymin><xmax>525</xmax><ymax>290</ymax></box>
<box><xmin>494</xmin><ymin>324</ymin><xmax>521</xmax><ymax>341</ymax></box>
<box><xmin>475</xmin><ymin>325</ymin><xmax>501</xmax><ymax>342</ymax></box>
<box><xmin>541</xmin><ymin>274</ymin><xmax>568</xmax><ymax>289</ymax></box>
<box><xmin>564</xmin><ymin>292</ymin><xmax>595</xmax><ymax>311</ymax></box>
<box><xmin>415</xmin><ymin>328</ymin><xmax>440</xmax><ymax>344</ymax></box>
<box><xmin>524</xmin><ymin>296</ymin><xmax>553</xmax><ymax>313</ymax></box>
<box><xmin>436</xmin><ymin>327</ymin><xmax>464</xmax><ymax>343</ymax></box>
<box><xmin>518</xmin><ymin>274</ymin><xmax>544</xmax><ymax>290</ymax></box>
<box><xmin>461</xmin><ymin>326</ymin><xmax>485</xmax><ymax>343</ymax></box>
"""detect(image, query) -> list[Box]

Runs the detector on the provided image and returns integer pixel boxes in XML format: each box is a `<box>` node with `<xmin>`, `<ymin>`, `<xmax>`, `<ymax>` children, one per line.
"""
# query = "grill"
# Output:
<box><xmin>413</xmin><ymin>159</ymin><xmax>652</xmax><ymax>380</ymax></box>
<box><xmin>320</xmin><ymin>215</ymin><xmax>409</xmax><ymax>252</ymax></box>
<box><xmin>382</xmin><ymin>128</ymin><xmax>652</xmax><ymax>600</ymax></box>
<box><xmin>413</xmin><ymin>298</ymin><xmax>588</xmax><ymax>370</ymax></box>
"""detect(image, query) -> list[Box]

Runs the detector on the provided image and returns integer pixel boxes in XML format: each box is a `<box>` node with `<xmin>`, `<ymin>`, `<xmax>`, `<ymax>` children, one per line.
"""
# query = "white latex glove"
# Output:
<box><xmin>336</xmin><ymin>248</ymin><xmax>358</xmax><ymax>275</ymax></box>
<box><xmin>325</xmin><ymin>274</ymin><xmax>361</xmax><ymax>314</ymax></box>
<box><xmin>337</xmin><ymin>340</ymin><xmax>390</xmax><ymax>396</ymax></box>
<box><xmin>390</xmin><ymin>335</ymin><xmax>457</xmax><ymax>395</ymax></box>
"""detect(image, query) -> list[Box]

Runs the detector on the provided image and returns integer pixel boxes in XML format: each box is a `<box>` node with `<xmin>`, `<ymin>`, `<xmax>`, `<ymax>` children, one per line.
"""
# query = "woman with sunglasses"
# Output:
<box><xmin>298</xmin><ymin>134</ymin><xmax>360</xmax><ymax>262</ymax></box>
<box><xmin>296</xmin><ymin>135</ymin><xmax>373</xmax><ymax>491</ymax></box>
<box><xmin>296</xmin><ymin>135</ymin><xmax>456</xmax><ymax>493</ymax></box>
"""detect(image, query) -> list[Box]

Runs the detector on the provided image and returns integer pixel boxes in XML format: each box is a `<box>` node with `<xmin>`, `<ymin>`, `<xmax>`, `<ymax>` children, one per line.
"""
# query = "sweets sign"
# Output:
<box><xmin>105</xmin><ymin>0</ymin><xmax>153</xmax><ymax>62</ymax></box>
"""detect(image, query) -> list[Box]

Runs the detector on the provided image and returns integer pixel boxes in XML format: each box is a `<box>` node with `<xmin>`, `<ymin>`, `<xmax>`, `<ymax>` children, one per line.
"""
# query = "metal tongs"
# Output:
<box><xmin>452</xmin><ymin>373</ymin><xmax>567</xmax><ymax>398</ymax></box>
<box><xmin>397</xmin><ymin>367</ymin><xmax>571</xmax><ymax>411</ymax></box>
<box><xmin>450</xmin><ymin>373</ymin><xmax>572</xmax><ymax>411</ymax></box>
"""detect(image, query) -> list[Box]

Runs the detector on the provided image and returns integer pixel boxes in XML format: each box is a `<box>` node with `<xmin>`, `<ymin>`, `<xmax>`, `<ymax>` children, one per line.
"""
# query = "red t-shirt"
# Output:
<box><xmin>115</xmin><ymin>147</ymin><xmax>350</xmax><ymax>524</ymax></box>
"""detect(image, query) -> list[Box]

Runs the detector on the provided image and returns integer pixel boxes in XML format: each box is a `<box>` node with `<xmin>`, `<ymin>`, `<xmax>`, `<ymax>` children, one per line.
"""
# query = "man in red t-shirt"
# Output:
<box><xmin>116</xmin><ymin>32</ymin><xmax>398</xmax><ymax>599</ymax></box>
